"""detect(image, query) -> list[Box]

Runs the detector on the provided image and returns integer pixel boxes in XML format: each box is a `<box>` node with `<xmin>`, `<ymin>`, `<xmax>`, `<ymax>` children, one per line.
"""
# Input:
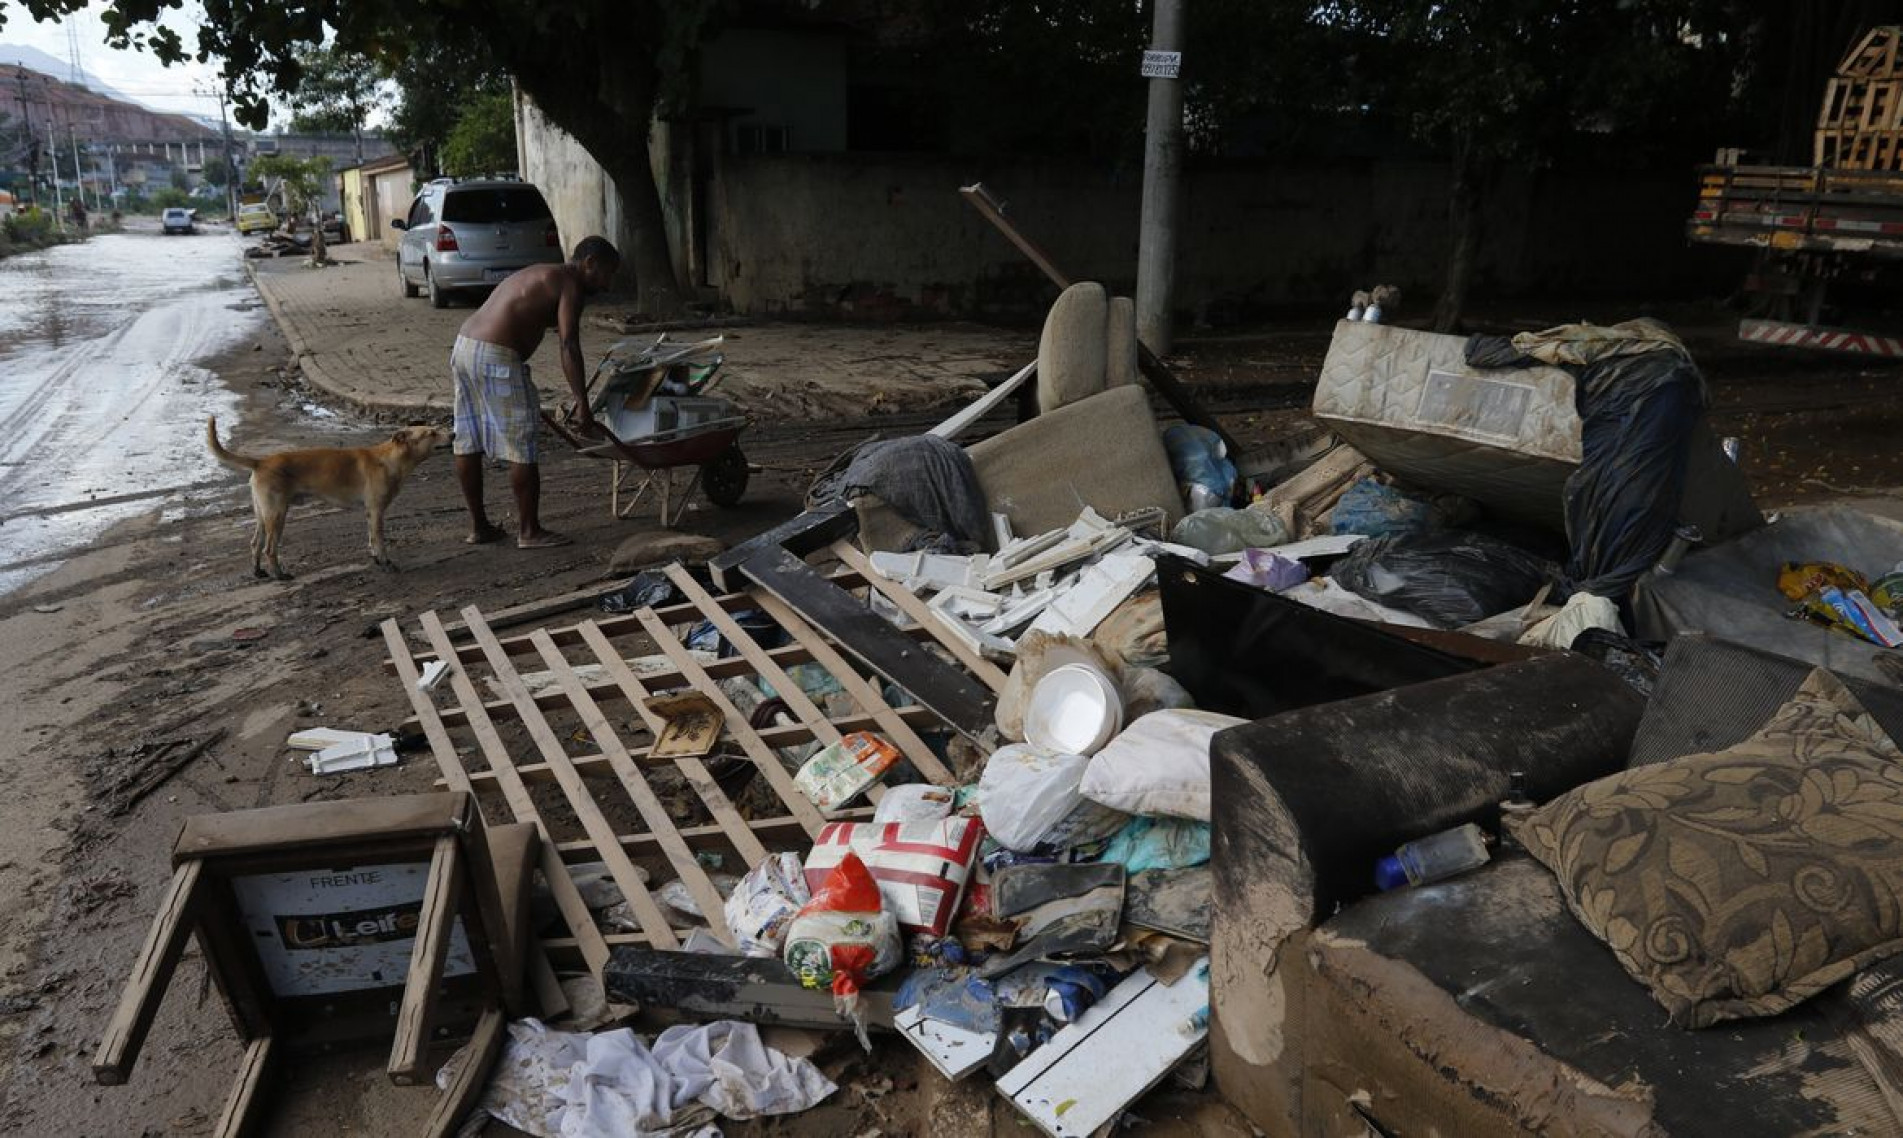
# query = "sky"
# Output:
<box><xmin>0</xmin><ymin>2</ymin><xmax>224</xmax><ymax>119</ymax></box>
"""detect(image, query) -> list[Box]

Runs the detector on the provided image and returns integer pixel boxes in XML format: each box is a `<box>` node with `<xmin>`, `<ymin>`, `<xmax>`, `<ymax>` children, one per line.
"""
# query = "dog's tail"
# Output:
<box><xmin>205</xmin><ymin>417</ymin><xmax>258</xmax><ymax>472</ymax></box>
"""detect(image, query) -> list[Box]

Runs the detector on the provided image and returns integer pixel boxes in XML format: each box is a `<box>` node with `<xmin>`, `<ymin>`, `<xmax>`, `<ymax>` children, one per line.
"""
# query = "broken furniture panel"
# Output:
<box><xmin>92</xmin><ymin>793</ymin><xmax>534</xmax><ymax>1137</ymax></box>
<box><xmin>381</xmin><ymin>540</ymin><xmax>1003</xmax><ymax>976</ymax></box>
<box><xmin>603</xmin><ymin>946</ymin><xmax>899</xmax><ymax>1033</ymax></box>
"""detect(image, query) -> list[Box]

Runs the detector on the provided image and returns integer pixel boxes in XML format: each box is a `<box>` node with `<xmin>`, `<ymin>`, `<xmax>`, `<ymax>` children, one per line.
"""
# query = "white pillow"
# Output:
<box><xmin>1080</xmin><ymin>709</ymin><xmax>1246</xmax><ymax>821</ymax></box>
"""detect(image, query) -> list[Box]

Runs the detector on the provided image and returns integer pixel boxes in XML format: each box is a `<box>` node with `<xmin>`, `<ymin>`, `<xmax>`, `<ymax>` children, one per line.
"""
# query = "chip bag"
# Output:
<box><xmin>793</xmin><ymin>732</ymin><xmax>903</xmax><ymax>812</ymax></box>
<box><xmin>782</xmin><ymin>850</ymin><xmax>901</xmax><ymax>1047</ymax></box>
<box><xmin>723</xmin><ymin>852</ymin><xmax>810</xmax><ymax>958</ymax></box>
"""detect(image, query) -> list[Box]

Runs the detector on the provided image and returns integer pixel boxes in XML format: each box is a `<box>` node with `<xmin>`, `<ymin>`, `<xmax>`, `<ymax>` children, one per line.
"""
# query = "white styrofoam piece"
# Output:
<box><xmin>992</xmin><ymin>512</ymin><xmax>1015</xmax><ymax>551</ymax></box>
<box><xmin>1129</xmin><ymin>538</ymin><xmax>1211</xmax><ymax>566</ymax></box>
<box><xmin>982</xmin><ymin>587</ymin><xmax>1057</xmax><ymax>636</ymax></box>
<box><xmin>286</xmin><ymin>727</ymin><xmax>377</xmax><ymax>752</ymax></box>
<box><xmin>1028</xmin><ymin>553</ymin><xmax>1156</xmax><ymax>639</ymax></box>
<box><xmin>897</xmin><ymin>1005</ymin><xmax>996</xmax><ymax>1082</ymax></box>
<box><xmin>870</xmin><ymin>550</ymin><xmax>991</xmax><ymax>592</ymax></box>
<box><xmin>308</xmin><ymin>734</ymin><xmax>399</xmax><ymax>774</ymax></box>
<box><xmin>996</xmin><ymin>959</ymin><xmax>1210</xmax><ymax>1138</ymax></box>
<box><xmin>416</xmin><ymin>660</ymin><xmax>450</xmax><ymax>691</ymax></box>
<box><xmin>994</xmin><ymin>527</ymin><xmax>1066</xmax><ymax>571</ymax></box>
<box><xmin>931</xmin><ymin>586</ymin><xmax>1005</xmax><ymax>622</ymax></box>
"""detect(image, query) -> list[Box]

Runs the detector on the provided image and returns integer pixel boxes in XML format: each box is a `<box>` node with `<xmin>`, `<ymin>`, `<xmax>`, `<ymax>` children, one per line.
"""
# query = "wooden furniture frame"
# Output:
<box><xmin>92</xmin><ymin>793</ymin><xmax>534</xmax><ymax>1138</ymax></box>
<box><xmin>382</xmin><ymin>547</ymin><xmax>1005</xmax><ymax>975</ymax></box>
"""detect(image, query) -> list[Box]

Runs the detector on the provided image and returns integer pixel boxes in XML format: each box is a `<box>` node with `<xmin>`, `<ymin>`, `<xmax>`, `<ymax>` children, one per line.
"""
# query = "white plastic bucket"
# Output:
<box><xmin>1025</xmin><ymin>662</ymin><xmax>1124</xmax><ymax>756</ymax></box>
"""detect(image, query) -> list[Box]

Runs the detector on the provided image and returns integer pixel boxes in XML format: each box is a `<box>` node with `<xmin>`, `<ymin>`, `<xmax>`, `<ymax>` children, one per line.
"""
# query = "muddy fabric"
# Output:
<box><xmin>1210</xmin><ymin>653</ymin><xmax>1641</xmax><ymax>915</ymax></box>
<box><xmin>839</xmin><ymin>435</ymin><xmax>989</xmax><ymax>554</ymax></box>
<box><xmin>1516</xmin><ymin>669</ymin><xmax>1903</xmax><ymax>1028</ymax></box>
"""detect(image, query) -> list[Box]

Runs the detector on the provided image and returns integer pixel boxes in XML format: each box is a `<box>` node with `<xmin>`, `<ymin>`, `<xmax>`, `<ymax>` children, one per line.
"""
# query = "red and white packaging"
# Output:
<box><xmin>801</xmin><ymin>816</ymin><xmax>984</xmax><ymax>938</ymax></box>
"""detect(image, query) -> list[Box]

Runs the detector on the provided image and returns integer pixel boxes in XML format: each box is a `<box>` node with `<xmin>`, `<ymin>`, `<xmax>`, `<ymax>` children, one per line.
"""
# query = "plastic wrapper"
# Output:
<box><xmin>978</xmin><ymin>744</ymin><xmax>1128</xmax><ymax>853</ymax></box>
<box><xmin>1164</xmin><ymin>424</ymin><xmax>1237</xmax><ymax>510</ymax></box>
<box><xmin>1777</xmin><ymin>561</ymin><xmax>1903</xmax><ymax>647</ymax></box>
<box><xmin>1221</xmin><ymin>549</ymin><xmax>1309</xmax><ymax>593</ymax></box>
<box><xmin>724</xmin><ymin>852</ymin><xmax>811</xmax><ymax>958</ymax></box>
<box><xmin>1329</xmin><ymin>531</ymin><xmax>1556</xmax><ymax>629</ymax></box>
<box><xmin>782</xmin><ymin>851</ymin><xmax>902</xmax><ymax>1048</ymax></box>
<box><xmin>1168</xmin><ymin>507</ymin><xmax>1291</xmax><ymax>556</ymax></box>
<box><xmin>658</xmin><ymin>873</ymin><xmax>741</xmax><ymax>921</ymax></box>
<box><xmin>871</xmin><ymin>783</ymin><xmax>954</xmax><ymax>825</ymax></box>
<box><xmin>793</xmin><ymin>731</ymin><xmax>902</xmax><ymax>812</ymax></box>
<box><xmin>1329</xmin><ymin>478</ymin><xmax>1441</xmax><ymax>539</ymax></box>
<box><xmin>1098</xmin><ymin>816</ymin><xmax>1212</xmax><ymax>872</ymax></box>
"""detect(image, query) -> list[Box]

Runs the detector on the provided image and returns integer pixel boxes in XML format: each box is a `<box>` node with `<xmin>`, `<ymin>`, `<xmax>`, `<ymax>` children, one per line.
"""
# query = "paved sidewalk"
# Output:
<box><xmin>247</xmin><ymin>243</ymin><xmax>1033</xmax><ymax>419</ymax></box>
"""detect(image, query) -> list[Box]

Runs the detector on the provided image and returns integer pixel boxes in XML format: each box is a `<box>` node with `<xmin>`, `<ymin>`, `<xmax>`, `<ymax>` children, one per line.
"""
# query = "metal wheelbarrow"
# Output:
<box><xmin>542</xmin><ymin>335</ymin><xmax>753</xmax><ymax>527</ymax></box>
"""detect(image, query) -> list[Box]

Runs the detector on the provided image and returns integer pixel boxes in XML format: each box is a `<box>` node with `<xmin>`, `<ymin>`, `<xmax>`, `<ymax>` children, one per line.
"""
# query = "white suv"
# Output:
<box><xmin>393</xmin><ymin>178</ymin><xmax>562</xmax><ymax>308</ymax></box>
<box><xmin>161</xmin><ymin>207</ymin><xmax>195</xmax><ymax>235</ymax></box>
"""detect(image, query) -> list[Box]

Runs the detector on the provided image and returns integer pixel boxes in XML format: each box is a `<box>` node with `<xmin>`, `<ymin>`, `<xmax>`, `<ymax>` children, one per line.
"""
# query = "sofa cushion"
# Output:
<box><xmin>1516</xmin><ymin>667</ymin><xmax>1903</xmax><ymax>1028</ymax></box>
<box><xmin>1037</xmin><ymin>282</ymin><xmax>1110</xmax><ymax>411</ymax></box>
<box><xmin>967</xmin><ymin>384</ymin><xmax>1181</xmax><ymax>536</ymax></box>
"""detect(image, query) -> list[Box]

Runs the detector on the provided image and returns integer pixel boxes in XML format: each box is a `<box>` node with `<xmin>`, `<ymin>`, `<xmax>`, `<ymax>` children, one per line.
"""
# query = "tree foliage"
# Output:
<box><xmin>284</xmin><ymin>45</ymin><xmax>387</xmax><ymax>161</ymax></box>
<box><xmin>381</xmin><ymin>39</ymin><xmax>505</xmax><ymax>177</ymax></box>
<box><xmin>250</xmin><ymin>151</ymin><xmax>332</xmax><ymax>260</ymax></box>
<box><xmin>440</xmin><ymin>88</ymin><xmax>516</xmax><ymax>177</ymax></box>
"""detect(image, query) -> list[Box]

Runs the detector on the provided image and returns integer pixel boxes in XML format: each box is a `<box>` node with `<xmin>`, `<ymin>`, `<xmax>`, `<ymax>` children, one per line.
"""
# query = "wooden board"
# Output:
<box><xmin>995</xmin><ymin>959</ymin><xmax>1211</xmax><ymax>1138</ymax></box>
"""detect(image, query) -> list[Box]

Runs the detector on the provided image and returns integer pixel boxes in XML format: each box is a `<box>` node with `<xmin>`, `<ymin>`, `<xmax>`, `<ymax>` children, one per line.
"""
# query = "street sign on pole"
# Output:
<box><xmin>1140</xmin><ymin>50</ymin><xmax>1182</xmax><ymax>79</ymax></box>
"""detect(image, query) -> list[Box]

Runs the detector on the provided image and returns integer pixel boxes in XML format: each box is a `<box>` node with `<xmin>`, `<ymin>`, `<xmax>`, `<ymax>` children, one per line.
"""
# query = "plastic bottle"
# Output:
<box><xmin>1374</xmin><ymin>823</ymin><xmax>1492</xmax><ymax>890</ymax></box>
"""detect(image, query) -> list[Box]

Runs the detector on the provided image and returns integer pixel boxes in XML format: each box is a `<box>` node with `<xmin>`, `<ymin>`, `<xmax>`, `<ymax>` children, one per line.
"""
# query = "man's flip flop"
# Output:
<box><xmin>517</xmin><ymin>532</ymin><xmax>573</xmax><ymax>549</ymax></box>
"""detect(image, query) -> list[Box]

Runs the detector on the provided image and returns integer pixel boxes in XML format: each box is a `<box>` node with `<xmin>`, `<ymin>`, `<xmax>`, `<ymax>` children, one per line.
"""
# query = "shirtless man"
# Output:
<box><xmin>450</xmin><ymin>235</ymin><xmax>619</xmax><ymax>548</ymax></box>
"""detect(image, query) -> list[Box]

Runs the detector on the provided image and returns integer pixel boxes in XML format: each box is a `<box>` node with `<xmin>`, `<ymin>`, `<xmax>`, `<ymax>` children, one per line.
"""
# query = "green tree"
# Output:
<box><xmin>7</xmin><ymin>0</ymin><xmax>729</xmax><ymax>314</ymax></box>
<box><xmin>201</xmin><ymin>154</ymin><xmax>231</xmax><ymax>187</ymax></box>
<box><xmin>285</xmin><ymin>45</ymin><xmax>387</xmax><ymax>164</ymax></box>
<box><xmin>168</xmin><ymin>163</ymin><xmax>187</xmax><ymax>191</ymax></box>
<box><xmin>440</xmin><ymin>88</ymin><xmax>516</xmax><ymax>177</ymax></box>
<box><xmin>250</xmin><ymin>152</ymin><xmax>332</xmax><ymax>263</ymax></box>
<box><xmin>382</xmin><ymin>40</ymin><xmax>506</xmax><ymax>177</ymax></box>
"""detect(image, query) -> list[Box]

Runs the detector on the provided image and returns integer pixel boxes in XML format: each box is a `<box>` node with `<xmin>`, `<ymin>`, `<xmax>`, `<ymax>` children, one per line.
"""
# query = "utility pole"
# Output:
<box><xmin>215</xmin><ymin>85</ymin><xmax>238</xmax><ymax>220</ymax></box>
<box><xmin>14</xmin><ymin>68</ymin><xmax>39</xmax><ymax>210</ymax></box>
<box><xmin>71</xmin><ymin>122</ymin><xmax>88</xmax><ymax>212</ymax></box>
<box><xmin>1135</xmin><ymin>0</ymin><xmax>1186</xmax><ymax>356</ymax></box>
<box><xmin>42</xmin><ymin>79</ymin><xmax>64</xmax><ymax>231</ymax></box>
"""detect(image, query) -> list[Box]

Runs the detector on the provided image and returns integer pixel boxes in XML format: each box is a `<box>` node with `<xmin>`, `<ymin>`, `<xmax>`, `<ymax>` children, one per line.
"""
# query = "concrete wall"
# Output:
<box><xmin>516</xmin><ymin>96</ymin><xmax>634</xmax><ymax>260</ymax></box>
<box><xmin>705</xmin><ymin>153</ymin><xmax>1726</xmax><ymax>320</ymax></box>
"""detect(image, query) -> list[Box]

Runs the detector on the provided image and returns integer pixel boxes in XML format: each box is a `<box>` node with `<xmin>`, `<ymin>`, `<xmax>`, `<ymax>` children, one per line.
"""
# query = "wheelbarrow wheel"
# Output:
<box><xmin>702</xmin><ymin>445</ymin><xmax>749</xmax><ymax>508</ymax></box>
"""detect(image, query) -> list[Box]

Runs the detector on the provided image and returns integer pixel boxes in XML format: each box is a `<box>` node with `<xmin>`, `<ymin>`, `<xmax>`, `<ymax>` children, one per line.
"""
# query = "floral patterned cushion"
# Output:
<box><xmin>1514</xmin><ymin>667</ymin><xmax>1903</xmax><ymax>1028</ymax></box>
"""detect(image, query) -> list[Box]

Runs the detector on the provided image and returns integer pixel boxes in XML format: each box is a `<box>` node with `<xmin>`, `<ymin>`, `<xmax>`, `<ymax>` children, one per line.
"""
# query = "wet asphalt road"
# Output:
<box><xmin>0</xmin><ymin>228</ymin><xmax>266</xmax><ymax>594</ymax></box>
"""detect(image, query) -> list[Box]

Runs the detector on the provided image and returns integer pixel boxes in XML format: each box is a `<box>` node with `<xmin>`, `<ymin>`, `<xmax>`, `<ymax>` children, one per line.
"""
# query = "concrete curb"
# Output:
<box><xmin>244</xmin><ymin>259</ymin><xmax>441</xmax><ymax>418</ymax></box>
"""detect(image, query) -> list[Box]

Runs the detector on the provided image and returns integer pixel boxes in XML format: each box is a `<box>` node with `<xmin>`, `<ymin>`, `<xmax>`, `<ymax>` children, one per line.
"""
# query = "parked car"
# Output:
<box><xmin>393</xmin><ymin>178</ymin><xmax>561</xmax><ymax>308</ymax></box>
<box><xmin>236</xmin><ymin>203</ymin><xmax>277</xmax><ymax>235</ymax></box>
<box><xmin>161</xmin><ymin>207</ymin><xmax>195</xmax><ymax>235</ymax></box>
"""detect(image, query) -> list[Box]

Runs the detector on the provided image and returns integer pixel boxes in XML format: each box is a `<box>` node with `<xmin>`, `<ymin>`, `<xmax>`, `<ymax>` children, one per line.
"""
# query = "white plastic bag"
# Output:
<box><xmin>871</xmin><ymin>783</ymin><xmax>954</xmax><ymax>825</ymax></box>
<box><xmin>978</xmin><ymin>744</ymin><xmax>1127</xmax><ymax>852</ymax></box>
<box><xmin>1080</xmin><ymin>709</ymin><xmax>1247</xmax><ymax>821</ymax></box>
<box><xmin>724</xmin><ymin>853</ymin><xmax>810</xmax><ymax>958</ymax></box>
<box><xmin>1519</xmin><ymin>591</ymin><xmax>1622</xmax><ymax>649</ymax></box>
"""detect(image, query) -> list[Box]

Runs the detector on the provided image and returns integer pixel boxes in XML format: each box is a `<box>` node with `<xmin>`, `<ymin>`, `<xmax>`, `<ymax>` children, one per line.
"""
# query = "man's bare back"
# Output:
<box><xmin>459</xmin><ymin>263</ymin><xmax>574</xmax><ymax>359</ymax></box>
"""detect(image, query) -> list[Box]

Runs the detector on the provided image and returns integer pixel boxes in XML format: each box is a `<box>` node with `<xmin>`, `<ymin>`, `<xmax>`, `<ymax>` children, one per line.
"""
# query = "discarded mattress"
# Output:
<box><xmin>1633</xmin><ymin>506</ymin><xmax>1903</xmax><ymax>685</ymax></box>
<box><xmin>1312</xmin><ymin>320</ymin><xmax>1758</xmax><ymax>542</ymax></box>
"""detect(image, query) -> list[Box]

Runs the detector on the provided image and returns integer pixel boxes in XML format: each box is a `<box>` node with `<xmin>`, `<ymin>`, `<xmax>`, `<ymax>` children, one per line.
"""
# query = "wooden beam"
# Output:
<box><xmin>529</xmin><ymin>629</ymin><xmax>735</xmax><ymax>943</ymax></box>
<box><xmin>463</xmin><ymin>607</ymin><xmax>680</xmax><ymax>951</ymax></box>
<box><xmin>709</xmin><ymin>500</ymin><xmax>857</xmax><ymax>593</ymax></box>
<box><xmin>576</xmin><ymin>621</ymin><xmax>770</xmax><ymax>868</ymax></box>
<box><xmin>94</xmin><ymin>860</ymin><xmax>208</xmax><ymax>1085</ymax></box>
<box><xmin>745</xmin><ymin>587</ymin><xmax>956</xmax><ymax>786</ymax></box>
<box><xmin>416</xmin><ymin>611</ymin><xmax>612</xmax><ymax>977</ymax></box>
<box><xmin>388</xmin><ymin>835</ymin><xmax>462</xmax><ymax>1085</ymax></box>
<box><xmin>212</xmin><ymin>1034</ymin><xmax>275</xmax><ymax>1138</ymax></box>
<box><xmin>739</xmin><ymin>545</ymin><xmax>995</xmax><ymax>738</ymax></box>
<box><xmin>930</xmin><ymin>359</ymin><xmax>1037</xmax><ymax>443</ymax></box>
<box><xmin>424</xmin><ymin>1008</ymin><xmax>506</xmax><ymax>1138</ymax></box>
<box><xmin>635</xmin><ymin>607</ymin><xmax>831</xmax><ymax>836</ymax></box>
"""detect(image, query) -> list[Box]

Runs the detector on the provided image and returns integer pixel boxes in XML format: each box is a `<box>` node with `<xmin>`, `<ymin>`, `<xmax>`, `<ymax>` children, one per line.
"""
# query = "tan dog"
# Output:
<box><xmin>206</xmin><ymin>418</ymin><xmax>452</xmax><ymax>579</ymax></box>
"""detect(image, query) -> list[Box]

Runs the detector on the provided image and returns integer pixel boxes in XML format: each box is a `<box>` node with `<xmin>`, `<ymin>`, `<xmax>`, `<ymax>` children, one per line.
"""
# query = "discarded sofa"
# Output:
<box><xmin>856</xmin><ymin>282</ymin><xmax>1182</xmax><ymax>551</ymax></box>
<box><xmin>1209</xmin><ymin>634</ymin><xmax>1903</xmax><ymax>1135</ymax></box>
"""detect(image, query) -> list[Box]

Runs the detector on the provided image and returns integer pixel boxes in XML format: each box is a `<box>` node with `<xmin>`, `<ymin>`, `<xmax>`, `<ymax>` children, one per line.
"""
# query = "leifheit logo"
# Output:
<box><xmin>277</xmin><ymin>903</ymin><xmax>423</xmax><ymax>950</ymax></box>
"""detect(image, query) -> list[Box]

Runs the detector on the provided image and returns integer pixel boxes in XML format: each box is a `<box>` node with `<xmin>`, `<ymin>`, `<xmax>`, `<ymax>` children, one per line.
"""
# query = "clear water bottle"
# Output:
<box><xmin>1374</xmin><ymin>823</ymin><xmax>1492</xmax><ymax>890</ymax></box>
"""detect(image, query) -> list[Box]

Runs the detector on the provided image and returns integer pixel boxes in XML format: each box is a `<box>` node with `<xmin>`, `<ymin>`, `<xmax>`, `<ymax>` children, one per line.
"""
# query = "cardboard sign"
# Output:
<box><xmin>232</xmin><ymin>863</ymin><xmax>476</xmax><ymax>997</ymax></box>
<box><xmin>1141</xmin><ymin>50</ymin><xmax>1182</xmax><ymax>79</ymax></box>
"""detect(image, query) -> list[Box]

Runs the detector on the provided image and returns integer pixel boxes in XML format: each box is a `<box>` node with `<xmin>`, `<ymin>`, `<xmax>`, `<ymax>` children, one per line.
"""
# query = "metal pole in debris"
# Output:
<box><xmin>1135</xmin><ymin>0</ymin><xmax>1185</xmax><ymax>356</ymax></box>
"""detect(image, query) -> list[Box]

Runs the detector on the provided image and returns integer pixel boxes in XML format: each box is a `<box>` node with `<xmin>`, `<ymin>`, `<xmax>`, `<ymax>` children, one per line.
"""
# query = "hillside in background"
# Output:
<box><xmin>2</xmin><ymin>55</ymin><xmax>215</xmax><ymax>143</ymax></box>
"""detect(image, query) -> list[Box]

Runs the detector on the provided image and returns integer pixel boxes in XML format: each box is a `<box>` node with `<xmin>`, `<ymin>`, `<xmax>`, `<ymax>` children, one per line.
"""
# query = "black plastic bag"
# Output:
<box><xmin>1330</xmin><ymin>531</ymin><xmax>1557</xmax><ymax>629</ymax></box>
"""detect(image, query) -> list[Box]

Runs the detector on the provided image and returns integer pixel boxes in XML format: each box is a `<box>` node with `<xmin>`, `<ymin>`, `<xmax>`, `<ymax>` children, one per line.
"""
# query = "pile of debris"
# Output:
<box><xmin>88</xmin><ymin>276</ymin><xmax>1903</xmax><ymax>1138</ymax></box>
